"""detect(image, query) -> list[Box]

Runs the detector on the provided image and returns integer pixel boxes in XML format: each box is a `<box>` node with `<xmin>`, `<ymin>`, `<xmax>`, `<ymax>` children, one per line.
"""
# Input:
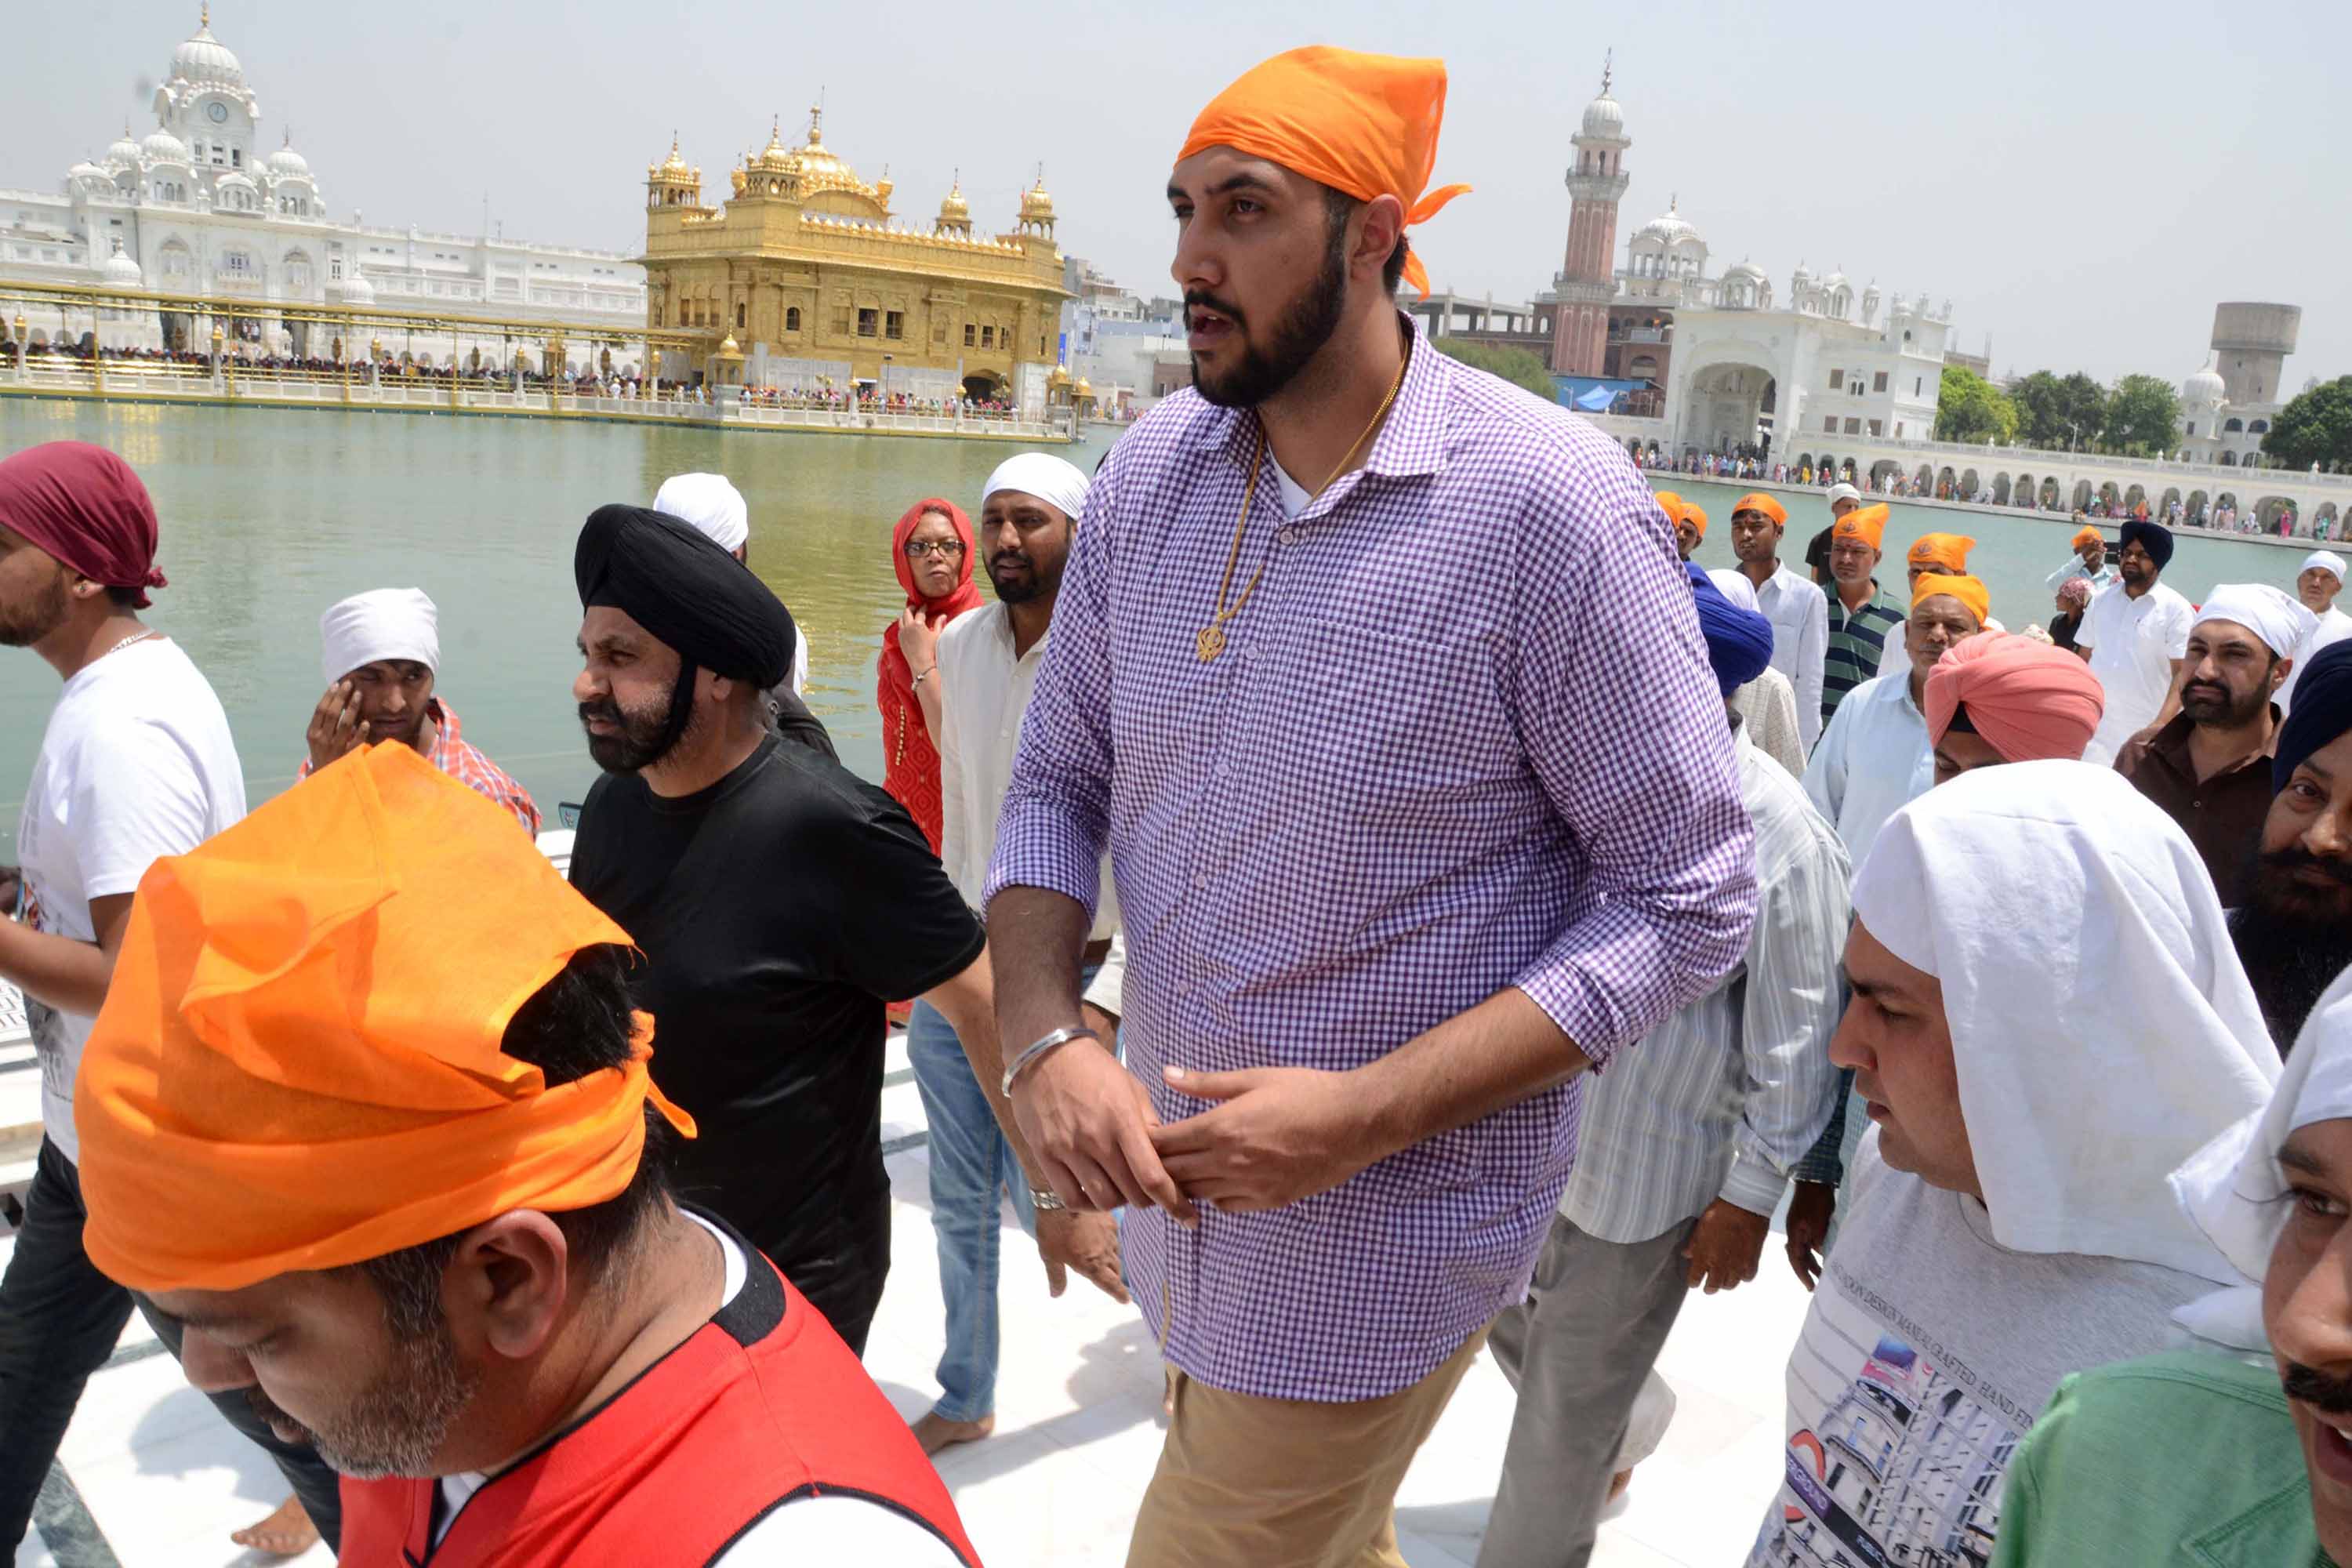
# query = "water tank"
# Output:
<box><xmin>2210</xmin><ymin>302</ymin><xmax>2301</xmax><ymax>357</ymax></box>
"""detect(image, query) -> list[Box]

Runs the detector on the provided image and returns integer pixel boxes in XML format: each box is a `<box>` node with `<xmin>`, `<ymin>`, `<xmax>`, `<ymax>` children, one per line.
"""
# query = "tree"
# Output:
<box><xmin>2009</xmin><ymin>370</ymin><xmax>2109</xmax><ymax>451</ymax></box>
<box><xmin>1436</xmin><ymin>339</ymin><xmax>1559</xmax><ymax>401</ymax></box>
<box><xmin>2100</xmin><ymin>374</ymin><xmax>2182</xmax><ymax>456</ymax></box>
<box><xmin>1933</xmin><ymin>365</ymin><xmax>2018</xmax><ymax>445</ymax></box>
<box><xmin>2265</xmin><ymin>376</ymin><xmax>2352</xmax><ymax>471</ymax></box>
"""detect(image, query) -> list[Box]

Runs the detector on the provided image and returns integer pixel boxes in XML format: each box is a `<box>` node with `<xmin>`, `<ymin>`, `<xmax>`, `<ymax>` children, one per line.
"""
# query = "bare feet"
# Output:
<box><xmin>1606</xmin><ymin>1468</ymin><xmax>1635</xmax><ymax>1505</ymax></box>
<box><xmin>230</xmin><ymin>1495</ymin><xmax>320</xmax><ymax>1557</ymax></box>
<box><xmin>910</xmin><ymin>1410</ymin><xmax>995</xmax><ymax>1457</ymax></box>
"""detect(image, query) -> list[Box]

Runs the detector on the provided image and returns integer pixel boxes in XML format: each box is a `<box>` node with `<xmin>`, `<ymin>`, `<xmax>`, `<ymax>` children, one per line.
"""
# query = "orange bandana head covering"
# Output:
<box><xmin>1912</xmin><ymin>572</ymin><xmax>1991</xmax><ymax>629</ymax></box>
<box><xmin>1177</xmin><ymin>46</ymin><xmax>1470</xmax><ymax>299</ymax></box>
<box><xmin>2073</xmin><ymin>525</ymin><xmax>2103</xmax><ymax>552</ymax></box>
<box><xmin>1925</xmin><ymin>630</ymin><xmax>2105</xmax><ymax>761</ymax></box>
<box><xmin>1679</xmin><ymin>500</ymin><xmax>1708</xmax><ymax>539</ymax></box>
<box><xmin>1907</xmin><ymin>532</ymin><xmax>1976</xmax><ymax>574</ymax></box>
<box><xmin>1732</xmin><ymin>492</ymin><xmax>1787</xmax><ymax>528</ymax></box>
<box><xmin>77</xmin><ymin>743</ymin><xmax>696</xmax><ymax>1294</ymax></box>
<box><xmin>1653</xmin><ymin>490</ymin><xmax>1684</xmax><ymax>525</ymax></box>
<box><xmin>1833</xmin><ymin>503</ymin><xmax>1889</xmax><ymax>550</ymax></box>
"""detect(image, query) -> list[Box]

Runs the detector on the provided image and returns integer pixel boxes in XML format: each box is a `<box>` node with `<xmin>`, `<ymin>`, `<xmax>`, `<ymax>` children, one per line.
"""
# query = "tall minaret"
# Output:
<box><xmin>1550</xmin><ymin>54</ymin><xmax>1630</xmax><ymax>377</ymax></box>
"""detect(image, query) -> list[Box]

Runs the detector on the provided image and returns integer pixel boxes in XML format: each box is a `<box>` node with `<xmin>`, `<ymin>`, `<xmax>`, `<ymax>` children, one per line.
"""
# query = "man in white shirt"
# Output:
<box><xmin>2045</xmin><ymin>523</ymin><xmax>2118</xmax><ymax>594</ymax></box>
<box><xmin>2078</xmin><ymin>519</ymin><xmax>2194</xmax><ymax>765</ymax></box>
<box><xmin>916</xmin><ymin>452</ymin><xmax>1127</xmax><ymax>1455</ymax></box>
<box><xmin>0</xmin><ymin>441</ymin><xmax>341</xmax><ymax>1559</ymax></box>
<box><xmin>1481</xmin><ymin>570</ymin><xmax>1846</xmax><ymax>1567</ymax></box>
<box><xmin>1746</xmin><ymin>762</ymin><xmax>2279</xmax><ymax>1568</ymax></box>
<box><xmin>2281</xmin><ymin>550</ymin><xmax>2352</xmax><ymax>715</ymax></box>
<box><xmin>1733</xmin><ymin>491</ymin><xmax>1830</xmax><ymax>750</ymax></box>
<box><xmin>1802</xmin><ymin>573</ymin><xmax>1987</xmax><ymax>875</ymax></box>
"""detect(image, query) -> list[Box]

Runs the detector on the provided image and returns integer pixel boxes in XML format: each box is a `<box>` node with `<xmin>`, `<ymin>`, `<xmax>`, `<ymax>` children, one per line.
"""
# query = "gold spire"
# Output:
<box><xmin>201</xmin><ymin>2</ymin><xmax>209</xmax><ymax>29</ymax></box>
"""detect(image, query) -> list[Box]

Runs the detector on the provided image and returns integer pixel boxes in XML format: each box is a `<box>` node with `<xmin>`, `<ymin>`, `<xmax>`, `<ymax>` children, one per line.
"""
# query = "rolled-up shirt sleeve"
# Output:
<box><xmin>984</xmin><ymin>454</ymin><xmax>1120</xmax><ymax>918</ymax></box>
<box><xmin>1719</xmin><ymin>807</ymin><xmax>1849</xmax><ymax>1217</ymax></box>
<box><xmin>1505</xmin><ymin>467</ymin><xmax>1759</xmax><ymax>1065</ymax></box>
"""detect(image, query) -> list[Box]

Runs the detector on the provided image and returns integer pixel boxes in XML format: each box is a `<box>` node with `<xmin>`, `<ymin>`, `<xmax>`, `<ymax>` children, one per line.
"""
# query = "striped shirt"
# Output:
<box><xmin>1821</xmin><ymin>582</ymin><xmax>1907</xmax><ymax>724</ymax></box>
<box><xmin>296</xmin><ymin>696</ymin><xmax>540</xmax><ymax>835</ymax></box>
<box><xmin>986</xmin><ymin>314</ymin><xmax>1758</xmax><ymax>1402</ymax></box>
<box><xmin>1562</xmin><ymin>725</ymin><xmax>1848</xmax><ymax>1243</ymax></box>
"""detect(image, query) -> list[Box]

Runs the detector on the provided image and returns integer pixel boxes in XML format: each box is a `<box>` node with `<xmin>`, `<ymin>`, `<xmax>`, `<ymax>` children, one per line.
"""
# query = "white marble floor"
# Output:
<box><xmin>9</xmin><ymin>1035</ymin><xmax>1807</xmax><ymax>1566</ymax></box>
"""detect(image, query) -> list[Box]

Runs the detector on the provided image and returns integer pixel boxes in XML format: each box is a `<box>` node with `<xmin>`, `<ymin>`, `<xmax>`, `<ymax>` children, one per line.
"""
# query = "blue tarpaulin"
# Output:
<box><xmin>1552</xmin><ymin>374</ymin><xmax>1653</xmax><ymax>412</ymax></box>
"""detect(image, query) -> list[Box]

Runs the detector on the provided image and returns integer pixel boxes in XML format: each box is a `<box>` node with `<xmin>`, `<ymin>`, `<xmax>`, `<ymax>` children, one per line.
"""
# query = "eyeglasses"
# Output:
<box><xmin>903</xmin><ymin>539</ymin><xmax>967</xmax><ymax>561</ymax></box>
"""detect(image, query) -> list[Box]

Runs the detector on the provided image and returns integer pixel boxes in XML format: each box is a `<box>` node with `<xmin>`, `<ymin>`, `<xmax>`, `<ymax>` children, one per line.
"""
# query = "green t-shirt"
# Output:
<box><xmin>1994</xmin><ymin>1348</ymin><xmax>2328</xmax><ymax>1567</ymax></box>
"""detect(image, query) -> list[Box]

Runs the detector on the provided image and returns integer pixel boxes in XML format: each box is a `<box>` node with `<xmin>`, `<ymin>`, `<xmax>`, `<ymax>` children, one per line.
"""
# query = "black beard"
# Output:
<box><xmin>579</xmin><ymin>693</ymin><xmax>682</xmax><ymax>773</ymax></box>
<box><xmin>2284</xmin><ymin>1359</ymin><xmax>2352</xmax><ymax>1416</ymax></box>
<box><xmin>2231</xmin><ymin>848</ymin><xmax>2352</xmax><ymax>1054</ymax></box>
<box><xmin>988</xmin><ymin>550</ymin><xmax>1064</xmax><ymax>606</ymax></box>
<box><xmin>0</xmin><ymin>568</ymin><xmax>70</xmax><ymax>648</ymax></box>
<box><xmin>2181</xmin><ymin>678</ymin><xmax>2271</xmax><ymax>728</ymax></box>
<box><xmin>1189</xmin><ymin>224</ymin><xmax>1348</xmax><ymax>408</ymax></box>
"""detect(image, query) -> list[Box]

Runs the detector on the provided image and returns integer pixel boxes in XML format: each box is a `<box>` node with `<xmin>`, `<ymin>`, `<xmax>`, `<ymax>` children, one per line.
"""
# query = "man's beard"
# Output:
<box><xmin>986</xmin><ymin>548</ymin><xmax>1063</xmax><ymax>606</ymax></box>
<box><xmin>2231</xmin><ymin>845</ymin><xmax>2352</xmax><ymax>1052</ymax></box>
<box><xmin>0</xmin><ymin>567</ymin><xmax>70</xmax><ymax>648</ymax></box>
<box><xmin>244</xmin><ymin>1318</ymin><xmax>477</xmax><ymax>1479</ymax></box>
<box><xmin>1188</xmin><ymin>227</ymin><xmax>1348</xmax><ymax>409</ymax></box>
<box><xmin>579</xmin><ymin>687</ymin><xmax>692</xmax><ymax>773</ymax></box>
<box><xmin>2181</xmin><ymin>676</ymin><xmax>2270</xmax><ymax>728</ymax></box>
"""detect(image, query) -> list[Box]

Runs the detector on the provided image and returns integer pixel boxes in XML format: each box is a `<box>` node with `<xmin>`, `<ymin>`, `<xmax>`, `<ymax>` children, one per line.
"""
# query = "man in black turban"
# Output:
<box><xmin>2234</xmin><ymin>639</ymin><xmax>2352</xmax><ymax>1054</ymax></box>
<box><xmin>566</xmin><ymin>503</ymin><xmax>1020</xmax><ymax>1356</ymax></box>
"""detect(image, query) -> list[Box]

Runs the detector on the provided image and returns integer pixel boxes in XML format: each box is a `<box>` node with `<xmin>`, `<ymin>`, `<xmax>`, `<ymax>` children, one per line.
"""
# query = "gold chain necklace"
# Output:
<box><xmin>1195</xmin><ymin>352</ymin><xmax>1408</xmax><ymax>663</ymax></box>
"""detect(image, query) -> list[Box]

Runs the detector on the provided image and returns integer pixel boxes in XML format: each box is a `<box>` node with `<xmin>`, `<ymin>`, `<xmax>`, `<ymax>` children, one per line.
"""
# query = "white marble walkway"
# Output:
<box><xmin>10</xmin><ymin>1033</ymin><xmax>1807</xmax><ymax>1566</ymax></box>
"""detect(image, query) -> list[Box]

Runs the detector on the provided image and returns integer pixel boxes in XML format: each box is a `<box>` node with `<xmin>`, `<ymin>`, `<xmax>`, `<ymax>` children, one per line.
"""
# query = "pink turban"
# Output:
<box><xmin>1924</xmin><ymin>631</ymin><xmax>2105</xmax><ymax>763</ymax></box>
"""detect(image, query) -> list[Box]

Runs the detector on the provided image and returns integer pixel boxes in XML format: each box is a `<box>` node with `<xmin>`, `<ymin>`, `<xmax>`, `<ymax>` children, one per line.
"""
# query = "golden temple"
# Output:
<box><xmin>641</xmin><ymin>109</ymin><xmax>1070</xmax><ymax>406</ymax></box>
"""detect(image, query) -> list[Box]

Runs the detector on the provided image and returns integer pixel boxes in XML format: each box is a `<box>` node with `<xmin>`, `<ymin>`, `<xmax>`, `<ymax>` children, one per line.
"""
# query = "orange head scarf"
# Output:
<box><xmin>2073</xmin><ymin>524</ymin><xmax>2103</xmax><ymax>552</ymax></box>
<box><xmin>1177</xmin><ymin>46</ymin><xmax>1470</xmax><ymax>299</ymax></box>
<box><xmin>1833</xmin><ymin>503</ymin><xmax>1889</xmax><ymax>551</ymax></box>
<box><xmin>1732</xmin><ymin>492</ymin><xmax>1788</xmax><ymax>528</ymax></box>
<box><xmin>1912</xmin><ymin>572</ymin><xmax>1991</xmax><ymax>629</ymax></box>
<box><xmin>1907</xmin><ymin>532</ymin><xmax>1977</xmax><ymax>574</ymax></box>
<box><xmin>877</xmin><ymin>498</ymin><xmax>983</xmax><ymax>850</ymax></box>
<box><xmin>1679</xmin><ymin>500</ymin><xmax>1708</xmax><ymax>539</ymax></box>
<box><xmin>1925</xmin><ymin>630</ymin><xmax>2105</xmax><ymax>762</ymax></box>
<box><xmin>76</xmin><ymin>743</ymin><xmax>695</xmax><ymax>1294</ymax></box>
<box><xmin>1653</xmin><ymin>489</ymin><xmax>1684</xmax><ymax>525</ymax></box>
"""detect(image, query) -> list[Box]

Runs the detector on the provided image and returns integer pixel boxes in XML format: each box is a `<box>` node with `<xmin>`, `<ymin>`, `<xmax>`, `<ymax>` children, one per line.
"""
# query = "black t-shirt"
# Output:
<box><xmin>568</xmin><ymin>734</ymin><xmax>984</xmax><ymax>1271</ymax></box>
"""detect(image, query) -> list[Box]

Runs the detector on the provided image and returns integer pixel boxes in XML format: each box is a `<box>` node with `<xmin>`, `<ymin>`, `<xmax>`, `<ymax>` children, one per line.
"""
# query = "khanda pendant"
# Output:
<box><xmin>1196</xmin><ymin>624</ymin><xmax>1227</xmax><ymax>662</ymax></box>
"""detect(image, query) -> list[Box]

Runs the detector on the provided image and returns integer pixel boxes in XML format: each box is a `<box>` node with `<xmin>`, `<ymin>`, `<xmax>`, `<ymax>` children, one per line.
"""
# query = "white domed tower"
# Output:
<box><xmin>2176</xmin><ymin>352</ymin><xmax>2227</xmax><ymax>456</ymax></box>
<box><xmin>1625</xmin><ymin>196</ymin><xmax>1708</xmax><ymax>298</ymax></box>
<box><xmin>154</xmin><ymin>5</ymin><xmax>262</xmax><ymax>191</ymax></box>
<box><xmin>1720</xmin><ymin>258</ymin><xmax>1768</xmax><ymax>310</ymax></box>
<box><xmin>1550</xmin><ymin>52</ymin><xmax>1631</xmax><ymax>376</ymax></box>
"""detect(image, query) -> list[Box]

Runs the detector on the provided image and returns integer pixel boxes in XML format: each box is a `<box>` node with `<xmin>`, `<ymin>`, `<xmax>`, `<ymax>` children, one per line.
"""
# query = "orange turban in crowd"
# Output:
<box><xmin>1680</xmin><ymin>501</ymin><xmax>1709</xmax><ymax>539</ymax></box>
<box><xmin>1733</xmin><ymin>492</ymin><xmax>1787</xmax><ymax>528</ymax></box>
<box><xmin>2073</xmin><ymin>524</ymin><xmax>2103</xmax><ymax>552</ymax></box>
<box><xmin>1924</xmin><ymin>630</ymin><xmax>2106</xmax><ymax>761</ymax></box>
<box><xmin>1654</xmin><ymin>490</ymin><xmax>1685</xmax><ymax>528</ymax></box>
<box><xmin>1178</xmin><ymin>46</ymin><xmax>1469</xmax><ymax>299</ymax></box>
<box><xmin>1833</xmin><ymin>503</ymin><xmax>1889</xmax><ymax>550</ymax></box>
<box><xmin>1907</xmin><ymin>532</ymin><xmax>1976</xmax><ymax>574</ymax></box>
<box><xmin>77</xmin><ymin>743</ymin><xmax>695</xmax><ymax>1294</ymax></box>
<box><xmin>1913</xmin><ymin>572</ymin><xmax>1991</xmax><ymax>628</ymax></box>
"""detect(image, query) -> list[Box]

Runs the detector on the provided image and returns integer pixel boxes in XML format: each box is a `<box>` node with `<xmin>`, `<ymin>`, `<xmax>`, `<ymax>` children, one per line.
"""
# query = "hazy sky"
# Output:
<box><xmin>12</xmin><ymin>0</ymin><xmax>2346</xmax><ymax>387</ymax></box>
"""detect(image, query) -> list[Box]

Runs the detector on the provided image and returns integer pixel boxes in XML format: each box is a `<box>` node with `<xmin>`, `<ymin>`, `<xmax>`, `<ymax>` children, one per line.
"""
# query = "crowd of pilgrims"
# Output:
<box><xmin>14</xmin><ymin>38</ymin><xmax>2352</xmax><ymax>1568</ymax></box>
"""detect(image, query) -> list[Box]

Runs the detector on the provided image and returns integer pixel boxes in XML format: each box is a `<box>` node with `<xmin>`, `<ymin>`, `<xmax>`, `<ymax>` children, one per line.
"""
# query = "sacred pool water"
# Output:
<box><xmin>0</xmin><ymin>401</ymin><xmax>2312</xmax><ymax>853</ymax></box>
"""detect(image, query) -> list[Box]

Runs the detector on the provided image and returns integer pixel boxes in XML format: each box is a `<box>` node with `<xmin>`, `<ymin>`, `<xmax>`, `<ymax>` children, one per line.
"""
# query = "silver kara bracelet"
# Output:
<box><xmin>1001</xmin><ymin>1025</ymin><xmax>1101</xmax><ymax>1097</ymax></box>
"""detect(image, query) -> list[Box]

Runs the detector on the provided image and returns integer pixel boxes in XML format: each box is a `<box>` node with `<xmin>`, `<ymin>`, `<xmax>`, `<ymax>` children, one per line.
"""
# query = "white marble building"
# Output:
<box><xmin>2175</xmin><ymin>302</ymin><xmax>2303</xmax><ymax>470</ymax></box>
<box><xmin>1</xmin><ymin>9</ymin><xmax>644</xmax><ymax>370</ymax></box>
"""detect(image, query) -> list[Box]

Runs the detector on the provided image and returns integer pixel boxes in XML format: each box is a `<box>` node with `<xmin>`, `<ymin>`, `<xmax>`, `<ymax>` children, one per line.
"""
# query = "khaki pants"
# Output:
<box><xmin>1125</xmin><ymin>1325</ymin><xmax>1490</xmax><ymax>1568</ymax></box>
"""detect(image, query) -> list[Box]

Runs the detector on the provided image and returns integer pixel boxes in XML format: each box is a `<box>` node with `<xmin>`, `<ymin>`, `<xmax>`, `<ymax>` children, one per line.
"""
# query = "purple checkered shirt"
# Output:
<box><xmin>985</xmin><ymin>315</ymin><xmax>1757</xmax><ymax>1402</ymax></box>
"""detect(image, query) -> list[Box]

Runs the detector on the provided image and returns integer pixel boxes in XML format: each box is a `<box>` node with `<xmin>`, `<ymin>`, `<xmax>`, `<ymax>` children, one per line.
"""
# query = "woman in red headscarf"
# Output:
<box><xmin>877</xmin><ymin>498</ymin><xmax>984</xmax><ymax>851</ymax></box>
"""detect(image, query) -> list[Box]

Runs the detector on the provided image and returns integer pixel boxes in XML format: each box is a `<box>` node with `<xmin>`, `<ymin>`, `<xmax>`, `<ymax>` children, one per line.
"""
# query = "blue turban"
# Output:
<box><xmin>2277</xmin><ymin>638</ymin><xmax>2352</xmax><ymax>792</ymax></box>
<box><xmin>2120</xmin><ymin>517</ymin><xmax>2175</xmax><ymax>571</ymax></box>
<box><xmin>1687</xmin><ymin>561</ymin><xmax>1773</xmax><ymax>696</ymax></box>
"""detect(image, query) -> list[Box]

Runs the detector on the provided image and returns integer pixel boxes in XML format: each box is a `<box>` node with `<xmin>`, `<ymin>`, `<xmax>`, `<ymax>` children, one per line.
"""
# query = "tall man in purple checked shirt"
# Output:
<box><xmin>980</xmin><ymin>46</ymin><xmax>1758</xmax><ymax>1568</ymax></box>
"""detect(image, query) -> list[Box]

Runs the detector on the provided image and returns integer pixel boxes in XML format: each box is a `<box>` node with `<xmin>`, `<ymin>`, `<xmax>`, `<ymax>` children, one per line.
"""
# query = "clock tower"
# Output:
<box><xmin>153</xmin><ymin>5</ymin><xmax>261</xmax><ymax>185</ymax></box>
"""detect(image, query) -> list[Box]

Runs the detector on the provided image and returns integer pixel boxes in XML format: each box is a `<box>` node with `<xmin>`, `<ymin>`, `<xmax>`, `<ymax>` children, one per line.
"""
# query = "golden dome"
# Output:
<box><xmin>717</xmin><ymin>332</ymin><xmax>743</xmax><ymax>358</ymax></box>
<box><xmin>753</xmin><ymin>116</ymin><xmax>799</xmax><ymax>175</ymax></box>
<box><xmin>654</xmin><ymin>134</ymin><xmax>692</xmax><ymax>182</ymax></box>
<box><xmin>1019</xmin><ymin>173</ymin><xmax>1054</xmax><ymax>220</ymax></box>
<box><xmin>791</xmin><ymin>106</ymin><xmax>874</xmax><ymax>200</ymax></box>
<box><xmin>1048</xmin><ymin>363</ymin><xmax>1071</xmax><ymax>388</ymax></box>
<box><xmin>938</xmin><ymin>171</ymin><xmax>971</xmax><ymax>223</ymax></box>
<box><xmin>1075</xmin><ymin>377</ymin><xmax>1093</xmax><ymax>397</ymax></box>
<box><xmin>729</xmin><ymin>164</ymin><xmax>746</xmax><ymax>198</ymax></box>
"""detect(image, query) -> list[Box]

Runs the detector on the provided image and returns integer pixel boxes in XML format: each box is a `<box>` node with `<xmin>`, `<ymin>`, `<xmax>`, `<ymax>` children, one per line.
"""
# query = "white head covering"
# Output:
<box><xmin>2173</xmin><ymin>968</ymin><xmax>2352</xmax><ymax>1349</ymax></box>
<box><xmin>318</xmin><ymin>588</ymin><xmax>439</xmax><ymax>684</ymax></box>
<box><xmin>1851</xmin><ymin>759</ymin><xmax>2281</xmax><ymax>1280</ymax></box>
<box><xmin>2193</xmin><ymin>583</ymin><xmax>2317</xmax><ymax>659</ymax></box>
<box><xmin>1827</xmin><ymin>482</ymin><xmax>1861</xmax><ymax>507</ymax></box>
<box><xmin>980</xmin><ymin>452</ymin><xmax>1089</xmax><ymax>522</ymax></box>
<box><xmin>1706</xmin><ymin>568</ymin><xmax>1760</xmax><ymax>613</ymax></box>
<box><xmin>2303</xmin><ymin>550</ymin><xmax>2347</xmax><ymax>585</ymax></box>
<box><xmin>652</xmin><ymin>473</ymin><xmax>750</xmax><ymax>554</ymax></box>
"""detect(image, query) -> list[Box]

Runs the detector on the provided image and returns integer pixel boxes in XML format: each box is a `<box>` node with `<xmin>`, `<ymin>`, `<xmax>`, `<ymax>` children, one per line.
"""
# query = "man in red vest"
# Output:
<box><xmin>70</xmin><ymin>743</ymin><xmax>980</xmax><ymax>1567</ymax></box>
